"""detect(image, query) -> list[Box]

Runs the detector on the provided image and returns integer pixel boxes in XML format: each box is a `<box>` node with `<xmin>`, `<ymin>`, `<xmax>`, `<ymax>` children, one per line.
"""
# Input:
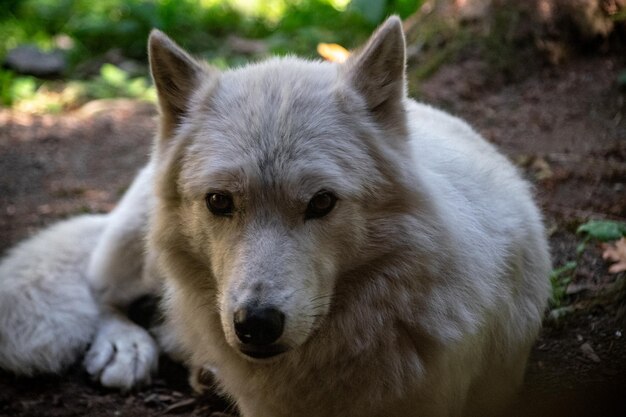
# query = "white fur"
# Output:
<box><xmin>0</xmin><ymin>166</ymin><xmax>160</xmax><ymax>389</ymax></box>
<box><xmin>83</xmin><ymin>311</ymin><xmax>158</xmax><ymax>389</ymax></box>
<box><xmin>0</xmin><ymin>17</ymin><xmax>550</xmax><ymax>416</ymax></box>
<box><xmin>0</xmin><ymin>215</ymin><xmax>104</xmax><ymax>374</ymax></box>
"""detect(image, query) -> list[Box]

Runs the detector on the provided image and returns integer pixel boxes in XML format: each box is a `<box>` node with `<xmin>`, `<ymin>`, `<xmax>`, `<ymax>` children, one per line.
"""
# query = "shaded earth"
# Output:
<box><xmin>0</xmin><ymin>49</ymin><xmax>625</xmax><ymax>416</ymax></box>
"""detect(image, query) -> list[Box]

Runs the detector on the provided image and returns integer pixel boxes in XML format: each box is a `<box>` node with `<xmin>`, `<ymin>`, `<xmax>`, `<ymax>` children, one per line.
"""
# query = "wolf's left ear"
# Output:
<box><xmin>342</xmin><ymin>16</ymin><xmax>406</xmax><ymax>132</ymax></box>
<box><xmin>149</xmin><ymin>30</ymin><xmax>213</xmax><ymax>139</ymax></box>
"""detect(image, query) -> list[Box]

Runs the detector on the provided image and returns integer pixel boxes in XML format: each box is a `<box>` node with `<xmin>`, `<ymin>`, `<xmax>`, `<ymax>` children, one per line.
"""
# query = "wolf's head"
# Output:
<box><xmin>149</xmin><ymin>17</ymin><xmax>420</xmax><ymax>362</ymax></box>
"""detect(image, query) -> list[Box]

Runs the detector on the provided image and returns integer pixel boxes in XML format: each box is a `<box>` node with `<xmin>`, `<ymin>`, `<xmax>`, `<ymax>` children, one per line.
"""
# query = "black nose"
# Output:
<box><xmin>233</xmin><ymin>307</ymin><xmax>285</xmax><ymax>346</ymax></box>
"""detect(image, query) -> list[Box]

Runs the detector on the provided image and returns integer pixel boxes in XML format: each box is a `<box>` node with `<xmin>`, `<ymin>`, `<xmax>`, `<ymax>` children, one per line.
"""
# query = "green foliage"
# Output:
<box><xmin>350</xmin><ymin>0</ymin><xmax>422</xmax><ymax>24</ymax></box>
<box><xmin>549</xmin><ymin>261</ymin><xmax>577</xmax><ymax>308</ymax></box>
<box><xmin>0</xmin><ymin>69</ymin><xmax>38</xmax><ymax>106</ymax></box>
<box><xmin>2</xmin><ymin>0</ymin><xmax>244</xmax><ymax>61</ymax></box>
<box><xmin>0</xmin><ymin>0</ymin><xmax>425</xmax><ymax>111</ymax></box>
<box><xmin>573</xmin><ymin>219</ymin><xmax>626</xmax><ymax>260</ymax></box>
<box><xmin>85</xmin><ymin>64</ymin><xmax>155</xmax><ymax>101</ymax></box>
<box><xmin>576</xmin><ymin>220</ymin><xmax>626</xmax><ymax>242</ymax></box>
<box><xmin>0</xmin><ymin>64</ymin><xmax>155</xmax><ymax>110</ymax></box>
<box><xmin>550</xmin><ymin>220</ymin><xmax>626</xmax><ymax>310</ymax></box>
<box><xmin>263</xmin><ymin>1</ymin><xmax>373</xmax><ymax>56</ymax></box>
<box><xmin>612</xmin><ymin>8</ymin><xmax>626</xmax><ymax>22</ymax></box>
<box><xmin>350</xmin><ymin>0</ymin><xmax>387</xmax><ymax>23</ymax></box>
<box><xmin>0</xmin><ymin>0</ymin><xmax>396</xmax><ymax>64</ymax></box>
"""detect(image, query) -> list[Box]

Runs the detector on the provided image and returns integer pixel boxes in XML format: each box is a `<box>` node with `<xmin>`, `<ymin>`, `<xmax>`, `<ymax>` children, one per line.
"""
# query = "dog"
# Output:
<box><xmin>0</xmin><ymin>16</ymin><xmax>550</xmax><ymax>417</ymax></box>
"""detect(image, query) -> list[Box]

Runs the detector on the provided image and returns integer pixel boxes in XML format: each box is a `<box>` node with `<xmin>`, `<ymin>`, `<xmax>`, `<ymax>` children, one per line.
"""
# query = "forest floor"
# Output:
<box><xmin>0</xmin><ymin>39</ymin><xmax>625</xmax><ymax>416</ymax></box>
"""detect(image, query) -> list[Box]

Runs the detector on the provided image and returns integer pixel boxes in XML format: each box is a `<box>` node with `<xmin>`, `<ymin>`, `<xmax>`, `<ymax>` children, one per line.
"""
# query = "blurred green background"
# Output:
<box><xmin>0</xmin><ymin>0</ymin><xmax>423</xmax><ymax>110</ymax></box>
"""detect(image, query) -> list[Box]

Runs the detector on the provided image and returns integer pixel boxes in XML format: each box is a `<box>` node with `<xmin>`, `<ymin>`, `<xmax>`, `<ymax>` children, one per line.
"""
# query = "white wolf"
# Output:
<box><xmin>0</xmin><ymin>17</ymin><xmax>550</xmax><ymax>417</ymax></box>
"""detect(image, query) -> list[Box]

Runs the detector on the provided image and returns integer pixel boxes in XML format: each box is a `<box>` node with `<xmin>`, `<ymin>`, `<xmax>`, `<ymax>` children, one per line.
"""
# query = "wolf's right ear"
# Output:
<box><xmin>341</xmin><ymin>16</ymin><xmax>406</xmax><ymax>135</ymax></box>
<box><xmin>149</xmin><ymin>30</ymin><xmax>213</xmax><ymax>139</ymax></box>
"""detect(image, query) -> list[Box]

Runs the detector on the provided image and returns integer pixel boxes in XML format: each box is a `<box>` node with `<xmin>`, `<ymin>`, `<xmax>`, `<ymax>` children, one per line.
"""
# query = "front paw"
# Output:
<box><xmin>84</xmin><ymin>317</ymin><xmax>158</xmax><ymax>390</ymax></box>
<box><xmin>189</xmin><ymin>365</ymin><xmax>218</xmax><ymax>394</ymax></box>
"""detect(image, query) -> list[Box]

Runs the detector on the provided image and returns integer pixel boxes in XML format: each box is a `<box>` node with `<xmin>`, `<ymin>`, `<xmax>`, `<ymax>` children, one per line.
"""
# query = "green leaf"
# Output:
<box><xmin>11</xmin><ymin>76</ymin><xmax>38</xmax><ymax>101</ymax></box>
<box><xmin>549</xmin><ymin>261</ymin><xmax>576</xmax><ymax>308</ymax></box>
<box><xmin>576</xmin><ymin>235</ymin><xmax>590</xmax><ymax>255</ymax></box>
<box><xmin>550</xmin><ymin>261</ymin><xmax>577</xmax><ymax>279</ymax></box>
<box><xmin>576</xmin><ymin>220</ymin><xmax>626</xmax><ymax>242</ymax></box>
<box><xmin>100</xmin><ymin>64</ymin><xmax>128</xmax><ymax>87</ymax></box>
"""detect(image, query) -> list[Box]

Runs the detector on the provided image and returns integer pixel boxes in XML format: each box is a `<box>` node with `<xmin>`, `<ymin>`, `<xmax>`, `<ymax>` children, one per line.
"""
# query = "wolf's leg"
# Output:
<box><xmin>0</xmin><ymin>215</ymin><xmax>106</xmax><ymax>375</ymax></box>
<box><xmin>85</xmin><ymin>162</ymin><xmax>162</xmax><ymax>389</ymax></box>
<box><xmin>84</xmin><ymin>309</ymin><xmax>158</xmax><ymax>389</ymax></box>
<box><xmin>188</xmin><ymin>365</ymin><xmax>219</xmax><ymax>394</ymax></box>
<box><xmin>87</xmin><ymin>163</ymin><xmax>159</xmax><ymax>306</ymax></box>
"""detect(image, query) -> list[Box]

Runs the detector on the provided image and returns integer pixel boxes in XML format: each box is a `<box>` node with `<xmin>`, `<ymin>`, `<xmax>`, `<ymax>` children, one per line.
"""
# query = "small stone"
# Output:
<box><xmin>580</xmin><ymin>342</ymin><xmax>601</xmax><ymax>363</ymax></box>
<box><xmin>5</xmin><ymin>45</ymin><xmax>66</xmax><ymax>77</ymax></box>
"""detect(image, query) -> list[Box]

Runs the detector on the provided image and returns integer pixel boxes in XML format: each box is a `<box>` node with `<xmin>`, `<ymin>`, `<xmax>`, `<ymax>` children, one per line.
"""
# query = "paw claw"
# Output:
<box><xmin>84</xmin><ymin>318</ymin><xmax>158</xmax><ymax>390</ymax></box>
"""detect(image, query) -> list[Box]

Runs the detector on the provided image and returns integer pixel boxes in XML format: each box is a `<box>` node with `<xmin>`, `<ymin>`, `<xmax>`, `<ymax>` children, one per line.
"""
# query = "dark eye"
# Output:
<box><xmin>305</xmin><ymin>191</ymin><xmax>337</xmax><ymax>220</ymax></box>
<box><xmin>206</xmin><ymin>192</ymin><xmax>234</xmax><ymax>216</ymax></box>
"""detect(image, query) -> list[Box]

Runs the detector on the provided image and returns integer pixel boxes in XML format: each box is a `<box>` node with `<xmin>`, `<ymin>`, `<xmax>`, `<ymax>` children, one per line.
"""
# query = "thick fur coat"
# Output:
<box><xmin>0</xmin><ymin>17</ymin><xmax>550</xmax><ymax>417</ymax></box>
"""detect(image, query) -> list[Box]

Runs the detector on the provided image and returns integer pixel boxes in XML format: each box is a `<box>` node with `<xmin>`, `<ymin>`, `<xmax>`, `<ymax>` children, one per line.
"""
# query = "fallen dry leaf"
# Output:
<box><xmin>161</xmin><ymin>398</ymin><xmax>196</xmax><ymax>414</ymax></box>
<box><xmin>602</xmin><ymin>237</ymin><xmax>626</xmax><ymax>274</ymax></box>
<box><xmin>317</xmin><ymin>43</ymin><xmax>350</xmax><ymax>63</ymax></box>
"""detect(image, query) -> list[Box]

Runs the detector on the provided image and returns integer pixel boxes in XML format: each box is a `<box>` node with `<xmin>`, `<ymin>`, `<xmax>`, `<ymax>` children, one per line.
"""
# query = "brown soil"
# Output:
<box><xmin>1</xmin><ymin>51</ymin><xmax>625</xmax><ymax>415</ymax></box>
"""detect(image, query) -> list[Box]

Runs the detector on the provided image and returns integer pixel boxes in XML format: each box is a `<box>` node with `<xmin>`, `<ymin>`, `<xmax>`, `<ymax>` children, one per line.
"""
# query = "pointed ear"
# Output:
<box><xmin>148</xmin><ymin>30</ymin><xmax>212</xmax><ymax>139</ymax></box>
<box><xmin>342</xmin><ymin>16</ymin><xmax>407</xmax><ymax>133</ymax></box>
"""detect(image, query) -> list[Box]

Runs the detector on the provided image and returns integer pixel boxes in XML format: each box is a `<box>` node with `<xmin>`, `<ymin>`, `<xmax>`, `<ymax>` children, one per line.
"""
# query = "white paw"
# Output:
<box><xmin>84</xmin><ymin>317</ymin><xmax>158</xmax><ymax>390</ymax></box>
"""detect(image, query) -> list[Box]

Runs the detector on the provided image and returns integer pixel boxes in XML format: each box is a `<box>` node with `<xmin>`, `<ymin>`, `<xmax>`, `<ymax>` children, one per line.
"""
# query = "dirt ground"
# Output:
<box><xmin>1</xmin><ymin>46</ymin><xmax>625</xmax><ymax>415</ymax></box>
